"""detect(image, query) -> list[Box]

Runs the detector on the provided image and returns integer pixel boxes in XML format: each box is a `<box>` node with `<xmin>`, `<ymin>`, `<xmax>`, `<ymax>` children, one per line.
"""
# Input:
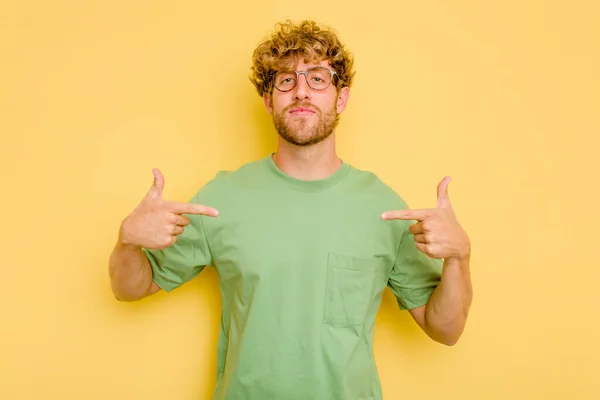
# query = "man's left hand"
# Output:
<box><xmin>381</xmin><ymin>177</ymin><xmax>471</xmax><ymax>260</ymax></box>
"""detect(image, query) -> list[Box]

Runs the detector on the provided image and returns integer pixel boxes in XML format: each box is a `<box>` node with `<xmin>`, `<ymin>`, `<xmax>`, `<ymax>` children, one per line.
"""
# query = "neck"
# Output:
<box><xmin>272</xmin><ymin>133</ymin><xmax>342</xmax><ymax>181</ymax></box>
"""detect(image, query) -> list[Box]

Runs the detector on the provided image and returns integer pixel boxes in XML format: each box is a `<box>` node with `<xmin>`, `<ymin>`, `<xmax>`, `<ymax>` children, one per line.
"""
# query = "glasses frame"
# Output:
<box><xmin>271</xmin><ymin>66</ymin><xmax>338</xmax><ymax>92</ymax></box>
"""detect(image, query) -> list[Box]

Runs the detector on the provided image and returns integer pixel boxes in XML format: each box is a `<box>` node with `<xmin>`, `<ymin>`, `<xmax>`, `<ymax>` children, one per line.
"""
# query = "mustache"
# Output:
<box><xmin>284</xmin><ymin>102</ymin><xmax>320</xmax><ymax>114</ymax></box>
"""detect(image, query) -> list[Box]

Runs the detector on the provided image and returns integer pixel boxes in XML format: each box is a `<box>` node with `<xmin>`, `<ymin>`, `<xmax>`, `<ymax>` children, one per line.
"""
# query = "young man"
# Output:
<box><xmin>109</xmin><ymin>20</ymin><xmax>472</xmax><ymax>400</ymax></box>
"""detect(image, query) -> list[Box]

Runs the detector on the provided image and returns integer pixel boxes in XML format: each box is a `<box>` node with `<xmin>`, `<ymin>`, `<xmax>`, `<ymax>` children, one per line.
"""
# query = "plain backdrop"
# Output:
<box><xmin>1</xmin><ymin>0</ymin><xmax>599</xmax><ymax>399</ymax></box>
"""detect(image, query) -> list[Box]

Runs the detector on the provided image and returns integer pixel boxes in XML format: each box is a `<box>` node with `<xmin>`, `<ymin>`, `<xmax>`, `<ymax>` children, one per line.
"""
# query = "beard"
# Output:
<box><xmin>273</xmin><ymin>101</ymin><xmax>340</xmax><ymax>147</ymax></box>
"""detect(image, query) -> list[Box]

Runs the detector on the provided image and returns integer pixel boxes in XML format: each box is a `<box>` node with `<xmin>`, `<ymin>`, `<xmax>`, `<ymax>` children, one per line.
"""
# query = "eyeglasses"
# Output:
<box><xmin>272</xmin><ymin>66</ymin><xmax>337</xmax><ymax>92</ymax></box>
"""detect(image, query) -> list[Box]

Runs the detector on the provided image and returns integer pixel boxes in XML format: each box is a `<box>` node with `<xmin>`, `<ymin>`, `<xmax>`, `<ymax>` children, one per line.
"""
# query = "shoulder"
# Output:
<box><xmin>190</xmin><ymin>157</ymin><xmax>268</xmax><ymax>202</ymax></box>
<box><xmin>346</xmin><ymin>164</ymin><xmax>410</xmax><ymax>210</ymax></box>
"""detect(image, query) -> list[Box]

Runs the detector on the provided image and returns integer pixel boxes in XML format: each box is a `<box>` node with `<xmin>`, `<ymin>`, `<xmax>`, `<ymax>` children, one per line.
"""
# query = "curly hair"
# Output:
<box><xmin>250</xmin><ymin>20</ymin><xmax>355</xmax><ymax>97</ymax></box>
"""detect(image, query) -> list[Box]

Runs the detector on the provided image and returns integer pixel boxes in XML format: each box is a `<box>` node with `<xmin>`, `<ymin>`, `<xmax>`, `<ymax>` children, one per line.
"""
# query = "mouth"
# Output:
<box><xmin>289</xmin><ymin>107</ymin><xmax>316</xmax><ymax>115</ymax></box>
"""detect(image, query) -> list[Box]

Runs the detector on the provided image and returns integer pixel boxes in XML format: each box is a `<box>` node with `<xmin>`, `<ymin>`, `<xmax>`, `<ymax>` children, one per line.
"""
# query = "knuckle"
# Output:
<box><xmin>423</xmin><ymin>220</ymin><xmax>437</xmax><ymax>231</ymax></box>
<box><xmin>424</xmin><ymin>244</ymin><xmax>435</xmax><ymax>256</ymax></box>
<box><xmin>159</xmin><ymin>237</ymin><xmax>173</xmax><ymax>248</ymax></box>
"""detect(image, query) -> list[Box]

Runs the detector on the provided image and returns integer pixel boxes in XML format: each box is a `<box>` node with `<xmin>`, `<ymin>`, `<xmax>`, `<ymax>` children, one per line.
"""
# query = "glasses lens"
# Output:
<box><xmin>307</xmin><ymin>67</ymin><xmax>332</xmax><ymax>90</ymax></box>
<box><xmin>273</xmin><ymin>67</ymin><xmax>334</xmax><ymax>91</ymax></box>
<box><xmin>274</xmin><ymin>72</ymin><xmax>297</xmax><ymax>91</ymax></box>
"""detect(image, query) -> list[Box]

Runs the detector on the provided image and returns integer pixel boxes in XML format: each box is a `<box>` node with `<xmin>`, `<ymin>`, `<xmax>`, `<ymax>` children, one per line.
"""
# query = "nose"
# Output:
<box><xmin>292</xmin><ymin>73</ymin><xmax>311</xmax><ymax>101</ymax></box>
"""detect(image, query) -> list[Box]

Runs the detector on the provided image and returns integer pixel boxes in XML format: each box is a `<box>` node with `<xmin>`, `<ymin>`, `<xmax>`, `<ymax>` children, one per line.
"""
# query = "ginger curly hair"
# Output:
<box><xmin>250</xmin><ymin>20</ymin><xmax>355</xmax><ymax>97</ymax></box>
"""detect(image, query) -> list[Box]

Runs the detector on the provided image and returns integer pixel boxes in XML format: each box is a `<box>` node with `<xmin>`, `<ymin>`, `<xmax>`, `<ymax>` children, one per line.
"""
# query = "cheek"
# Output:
<box><xmin>271</xmin><ymin>94</ymin><xmax>290</xmax><ymax>113</ymax></box>
<box><xmin>326</xmin><ymin>92</ymin><xmax>340</xmax><ymax>111</ymax></box>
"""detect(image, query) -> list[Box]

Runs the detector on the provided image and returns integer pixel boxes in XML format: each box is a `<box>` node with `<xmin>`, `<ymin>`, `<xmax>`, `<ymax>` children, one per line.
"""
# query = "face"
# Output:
<box><xmin>263</xmin><ymin>59</ymin><xmax>350</xmax><ymax>147</ymax></box>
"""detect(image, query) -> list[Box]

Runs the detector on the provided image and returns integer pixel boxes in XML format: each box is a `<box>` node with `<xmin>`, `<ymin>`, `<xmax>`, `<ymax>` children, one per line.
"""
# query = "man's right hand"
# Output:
<box><xmin>118</xmin><ymin>168</ymin><xmax>220</xmax><ymax>250</ymax></box>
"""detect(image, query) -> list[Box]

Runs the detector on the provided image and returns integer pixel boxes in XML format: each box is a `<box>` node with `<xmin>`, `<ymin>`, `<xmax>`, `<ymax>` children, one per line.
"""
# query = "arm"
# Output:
<box><xmin>408</xmin><ymin>255</ymin><xmax>472</xmax><ymax>345</ymax></box>
<box><xmin>109</xmin><ymin>241</ymin><xmax>161</xmax><ymax>302</ymax></box>
<box><xmin>108</xmin><ymin>168</ymin><xmax>219</xmax><ymax>301</ymax></box>
<box><xmin>382</xmin><ymin>176</ymin><xmax>472</xmax><ymax>346</ymax></box>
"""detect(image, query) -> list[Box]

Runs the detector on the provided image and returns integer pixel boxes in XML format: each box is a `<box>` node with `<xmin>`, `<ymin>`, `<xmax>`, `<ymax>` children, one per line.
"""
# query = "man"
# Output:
<box><xmin>109</xmin><ymin>20</ymin><xmax>472</xmax><ymax>400</ymax></box>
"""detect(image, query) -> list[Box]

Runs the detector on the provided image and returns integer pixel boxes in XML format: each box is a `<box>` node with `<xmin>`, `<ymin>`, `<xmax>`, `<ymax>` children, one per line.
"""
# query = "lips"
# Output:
<box><xmin>289</xmin><ymin>107</ymin><xmax>315</xmax><ymax>114</ymax></box>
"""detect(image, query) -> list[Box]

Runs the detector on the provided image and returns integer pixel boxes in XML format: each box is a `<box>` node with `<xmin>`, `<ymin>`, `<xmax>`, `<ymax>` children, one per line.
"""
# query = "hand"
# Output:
<box><xmin>119</xmin><ymin>169</ymin><xmax>219</xmax><ymax>250</ymax></box>
<box><xmin>381</xmin><ymin>177</ymin><xmax>470</xmax><ymax>260</ymax></box>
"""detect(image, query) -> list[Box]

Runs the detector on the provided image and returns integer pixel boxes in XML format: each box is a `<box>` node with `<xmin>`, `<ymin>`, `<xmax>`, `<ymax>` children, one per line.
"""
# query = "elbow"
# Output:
<box><xmin>109</xmin><ymin>267</ymin><xmax>150</xmax><ymax>302</ymax></box>
<box><xmin>112</xmin><ymin>292</ymin><xmax>130</xmax><ymax>302</ymax></box>
<box><xmin>112</xmin><ymin>291</ymin><xmax>144</xmax><ymax>302</ymax></box>
<box><xmin>110</xmin><ymin>279</ymin><xmax>147</xmax><ymax>302</ymax></box>
<box><xmin>440</xmin><ymin>335</ymin><xmax>461</xmax><ymax>347</ymax></box>
<box><xmin>111</xmin><ymin>288</ymin><xmax>129</xmax><ymax>302</ymax></box>
<box><xmin>424</xmin><ymin>307</ymin><xmax>469</xmax><ymax>346</ymax></box>
<box><xmin>429</xmin><ymin>330</ymin><xmax>462</xmax><ymax>346</ymax></box>
<box><xmin>424</xmin><ymin>317</ymin><xmax>466</xmax><ymax>346</ymax></box>
<box><xmin>111</xmin><ymin>285</ymin><xmax>146</xmax><ymax>302</ymax></box>
<box><xmin>437</xmin><ymin>323</ymin><xmax>465</xmax><ymax>346</ymax></box>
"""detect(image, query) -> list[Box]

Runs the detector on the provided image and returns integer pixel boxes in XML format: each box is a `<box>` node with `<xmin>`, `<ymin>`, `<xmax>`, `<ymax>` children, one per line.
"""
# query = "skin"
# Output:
<box><xmin>382</xmin><ymin>177</ymin><xmax>473</xmax><ymax>345</ymax></box>
<box><xmin>109</xmin><ymin>57</ymin><xmax>472</xmax><ymax>346</ymax></box>
<box><xmin>263</xmin><ymin>59</ymin><xmax>350</xmax><ymax>181</ymax></box>
<box><xmin>108</xmin><ymin>169</ymin><xmax>218</xmax><ymax>300</ymax></box>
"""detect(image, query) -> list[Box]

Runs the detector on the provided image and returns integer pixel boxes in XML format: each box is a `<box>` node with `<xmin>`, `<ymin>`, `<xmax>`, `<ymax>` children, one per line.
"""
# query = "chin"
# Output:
<box><xmin>282</xmin><ymin>130</ymin><xmax>332</xmax><ymax>147</ymax></box>
<box><xmin>274</xmin><ymin>112</ymin><xmax>336</xmax><ymax>147</ymax></box>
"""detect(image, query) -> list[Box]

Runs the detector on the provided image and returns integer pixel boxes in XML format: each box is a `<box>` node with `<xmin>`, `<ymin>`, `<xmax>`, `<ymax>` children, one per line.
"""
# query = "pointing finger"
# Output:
<box><xmin>381</xmin><ymin>209</ymin><xmax>431</xmax><ymax>221</ymax></box>
<box><xmin>169</xmin><ymin>201</ymin><xmax>220</xmax><ymax>217</ymax></box>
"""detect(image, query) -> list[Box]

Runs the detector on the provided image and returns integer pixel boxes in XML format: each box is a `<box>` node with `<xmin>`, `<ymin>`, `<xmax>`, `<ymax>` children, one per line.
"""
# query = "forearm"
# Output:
<box><xmin>424</xmin><ymin>256</ymin><xmax>473</xmax><ymax>345</ymax></box>
<box><xmin>108</xmin><ymin>241</ymin><xmax>154</xmax><ymax>302</ymax></box>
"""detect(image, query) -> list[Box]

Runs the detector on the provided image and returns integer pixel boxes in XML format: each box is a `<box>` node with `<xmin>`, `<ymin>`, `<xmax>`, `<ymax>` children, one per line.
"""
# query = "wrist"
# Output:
<box><xmin>445</xmin><ymin>249</ymin><xmax>470</xmax><ymax>267</ymax></box>
<box><xmin>453</xmin><ymin>238</ymin><xmax>471</xmax><ymax>261</ymax></box>
<box><xmin>117</xmin><ymin>225</ymin><xmax>141</xmax><ymax>250</ymax></box>
<box><xmin>116</xmin><ymin>240</ymin><xmax>142</xmax><ymax>251</ymax></box>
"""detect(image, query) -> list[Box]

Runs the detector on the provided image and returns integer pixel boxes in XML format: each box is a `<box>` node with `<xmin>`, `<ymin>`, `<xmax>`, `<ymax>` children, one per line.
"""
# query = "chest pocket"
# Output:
<box><xmin>323</xmin><ymin>253</ymin><xmax>384</xmax><ymax>326</ymax></box>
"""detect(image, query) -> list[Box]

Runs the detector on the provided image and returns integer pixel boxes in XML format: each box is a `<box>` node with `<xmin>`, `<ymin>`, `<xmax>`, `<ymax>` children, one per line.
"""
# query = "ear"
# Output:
<box><xmin>335</xmin><ymin>86</ymin><xmax>350</xmax><ymax>114</ymax></box>
<box><xmin>263</xmin><ymin>92</ymin><xmax>273</xmax><ymax>115</ymax></box>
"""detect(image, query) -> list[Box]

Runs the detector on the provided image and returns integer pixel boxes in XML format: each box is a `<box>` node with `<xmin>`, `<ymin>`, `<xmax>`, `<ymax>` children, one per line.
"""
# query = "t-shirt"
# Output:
<box><xmin>144</xmin><ymin>154</ymin><xmax>443</xmax><ymax>400</ymax></box>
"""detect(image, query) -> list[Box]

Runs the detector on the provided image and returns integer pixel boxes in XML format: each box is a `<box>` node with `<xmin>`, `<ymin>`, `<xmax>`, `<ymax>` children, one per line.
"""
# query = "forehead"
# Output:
<box><xmin>277</xmin><ymin>58</ymin><xmax>332</xmax><ymax>72</ymax></box>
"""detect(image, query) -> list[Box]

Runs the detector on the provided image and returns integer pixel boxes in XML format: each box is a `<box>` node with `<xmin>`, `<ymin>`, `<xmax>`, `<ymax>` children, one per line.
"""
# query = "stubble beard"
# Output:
<box><xmin>273</xmin><ymin>102</ymin><xmax>340</xmax><ymax>147</ymax></box>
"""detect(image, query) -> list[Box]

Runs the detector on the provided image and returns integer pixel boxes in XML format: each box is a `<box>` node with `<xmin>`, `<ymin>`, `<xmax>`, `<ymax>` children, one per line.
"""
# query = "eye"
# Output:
<box><xmin>276</xmin><ymin>73</ymin><xmax>296</xmax><ymax>85</ymax></box>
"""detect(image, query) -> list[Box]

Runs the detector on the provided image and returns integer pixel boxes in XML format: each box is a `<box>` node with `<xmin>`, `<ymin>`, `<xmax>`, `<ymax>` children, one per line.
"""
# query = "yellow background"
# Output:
<box><xmin>2</xmin><ymin>0</ymin><xmax>599</xmax><ymax>399</ymax></box>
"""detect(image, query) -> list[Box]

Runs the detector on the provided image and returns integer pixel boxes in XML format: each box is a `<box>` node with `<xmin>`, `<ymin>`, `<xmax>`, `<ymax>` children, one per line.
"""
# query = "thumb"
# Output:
<box><xmin>147</xmin><ymin>168</ymin><xmax>164</xmax><ymax>199</ymax></box>
<box><xmin>436</xmin><ymin>176</ymin><xmax>452</xmax><ymax>208</ymax></box>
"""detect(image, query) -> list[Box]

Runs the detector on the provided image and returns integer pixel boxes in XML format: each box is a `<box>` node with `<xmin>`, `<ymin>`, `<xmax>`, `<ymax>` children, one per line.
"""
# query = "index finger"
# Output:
<box><xmin>381</xmin><ymin>209</ymin><xmax>431</xmax><ymax>221</ymax></box>
<box><xmin>168</xmin><ymin>201</ymin><xmax>220</xmax><ymax>217</ymax></box>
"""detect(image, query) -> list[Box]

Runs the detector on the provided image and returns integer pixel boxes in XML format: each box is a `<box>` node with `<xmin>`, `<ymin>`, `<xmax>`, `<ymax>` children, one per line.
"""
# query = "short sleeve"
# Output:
<box><xmin>143</xmin><ymin>195</ymin><xmax>213</xmax><ymax>292</ymax></box>
<box><xmin>387</xmin><ymin>220</ymin><xmax>443</xmax><ymax>310</ymax></box>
